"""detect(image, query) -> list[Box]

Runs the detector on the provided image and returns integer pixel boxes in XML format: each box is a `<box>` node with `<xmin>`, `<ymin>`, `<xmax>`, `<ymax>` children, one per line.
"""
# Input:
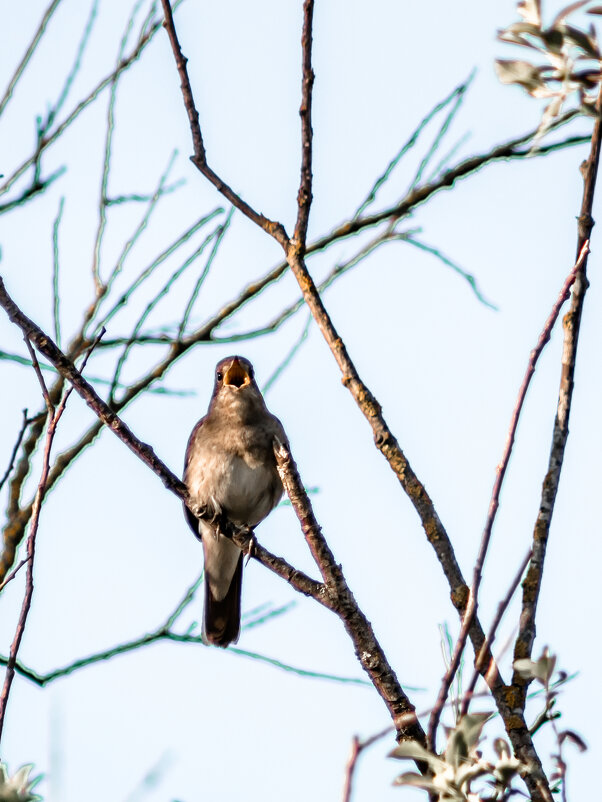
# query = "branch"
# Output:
<box><xmin>512</xmin><ymin>87</ymin><xmax>602</xmax><ymax>703</ymax></box>
<box><xmin>294</xmin><ymin>0</ymin><xmax>314</xmax><ymax>246</ymax></box>
<box><xmin>0</xmin><ymin>5</ymin><xmax>171</xmax><ymax>201</ymax></box>
<box><xmin>0</xmin><ymin>570</ymin><xmax>362</xmax><ymax>689</ymax></box>
<box><xmin>273</xmin><ymin>441</ymin><xmax>425</xmax><ymax>744</ymax></box>
<box><xmin>0</xmin><ymin>410</ymin><xmax>31</xmax><ymax>493</ymax></box>
<box><xmin>0</xmin><ymin>329</ymin><xmax>101</xmax><ymax>741</ymax></box>
<box><xmin>0</xmin><ymin>634</ymin><xmax>369</xmax><ymax>690</ymax></box>
<box><xmin>460</xmin><ymin>548</ymin><xmax>532</xmax><ymax>719</ymax></box>
<box><xmin>0</xmin><ymin>0</ymin><xmax>64</xmax><ymax>117</ymax></box>
<box><xmin>159</xmin><ymin>0</ymin><xmax>288</xmax><ymax>246</ymax></box>
<box><xmin>428</xmin><ymin>240</ymin><xmax>590</xmax><ymax>749</ymax></box>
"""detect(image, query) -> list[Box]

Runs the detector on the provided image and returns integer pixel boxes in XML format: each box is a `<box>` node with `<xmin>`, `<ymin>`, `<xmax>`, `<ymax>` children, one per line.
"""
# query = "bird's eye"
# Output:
<box><xmin>216</xmin><ymin>371</ymin><xmax>223</xmax><ymax>381</ymax></box>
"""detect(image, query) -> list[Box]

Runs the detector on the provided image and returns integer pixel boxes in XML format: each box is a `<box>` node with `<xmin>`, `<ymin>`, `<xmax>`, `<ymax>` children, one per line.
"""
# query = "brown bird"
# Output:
<box><xmin>183</xmin><ymin>356</ymin><xmax>287</xmax><ymax>647</ymax></box>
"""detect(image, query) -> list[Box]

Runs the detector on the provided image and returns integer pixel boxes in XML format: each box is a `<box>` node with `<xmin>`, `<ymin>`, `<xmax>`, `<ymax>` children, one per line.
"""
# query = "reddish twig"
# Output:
<box><xmin>341</xmin><ymin>736</ymin><xmax>361</xmax><ymax>802</ymax></box>
<box><xmin>0</xmin><ymin>409</ymin><xmax>30</xmax><ymax>493</ymax></box>
<box><xmin>428</xmin><ymin>240</ymin><xmax>590</xmax><ymax>750</ymax></box>
<box><xmin>0</xmin><ymin>330</ymin><xmax>103</xmax><ymax>742</ymax></box>
<box><xmin>341</xmin><ymin>726</ymin><xmax>394</xmax><ymax>802</ymax></box>
<box><xmin>460</xmin><ymin>548</ymin><xmax>532</xmax><ymax>718</ymax></box>
<box><xmin>478</xmin><ymin>240</ymin><xmax>589</xmax><ymax>578</ymax></box>
<box><xmin>513</xmin><ymin>86</ymin><xmax>602</xmax><ymax>703</ymax></box>
<box><xmin>0</xmin><ymin>557</ymin><xmax>31</xmax><ymax>593</ymax></box>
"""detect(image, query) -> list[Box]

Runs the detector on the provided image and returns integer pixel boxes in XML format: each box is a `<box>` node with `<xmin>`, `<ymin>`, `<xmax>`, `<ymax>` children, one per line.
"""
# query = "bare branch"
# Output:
<box><xmin>294</xmin><ymin>0</ymin><xmax>314</xmax><ymax>246</ymax></box>
<box><xmin>0</xmin><ymin>0</ymin><xmax>64</xmax><ymax>118</ymax></box>
<box><xmin>0</xmin><ymin>7</ymin><xmax>169</xmax><ymax>201</ymax></box>
<box><xmin>428</xmin><ymin>239</ymin><xmax>590</xmax><ymax>749</ymax></box>
<box><xmin>0</xmin><ymin>557</ymin><xmax>31</xmax><ymax>593</ymax></box>
<box><xmin>513</xmin><ymin>86</ymin><xmax>602</xmax><ymax>704</ymax></box>
<box><xmin>51</xmin><ymin>197</ymin><xmax>65</xmax><ymax>348</ymax></box>
<box><xmin>274</xmin><ymin>440</ymin><xmax>425</xmax><ymax>744</ymax></box>
<box><xmin>0</xmin><ymin>329</ymin><xmax>103</xmax><ymax>741</ymax></box>
<box><xmin>159</xmin><ymin>0</ymin><xmax>288</xmax><ymax>245</ymax></box>
<box><xmin>461</xmin><ymin>548</ymin><xmax>532</xmax><ymax>718</ymax></box>
<box><xmin>0</xmin><ymin>410</ymin><xmax>31</xmax><ymax>493</ymax></box>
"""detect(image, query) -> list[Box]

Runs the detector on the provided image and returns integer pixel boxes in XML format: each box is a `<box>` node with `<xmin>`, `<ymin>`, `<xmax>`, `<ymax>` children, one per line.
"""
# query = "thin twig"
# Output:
<box><xmin>478</xmin><ymin>240</ymin><xmax>589</xmax><ymax>603</ymax></box>
<box><xmin>96</xmin><ymin>209</ymin><xmax>222</xmax><ymax>334</ymax></box>
<box><xmin>177</xmin><ymin>207</ymin><xmax>233</xmax><ymax>339</ymax></box>
<box><xmin>460</xmin><ymin>548</ymin><xmax>532</xmax><ymax>718</ymax></box>
<box><xmin>108</xmin><ymin>225</ymin><xmax>222</xmax><ymax>402</ymax></box>
<box><xmin>428</xmin><ymin>240</ymin><xmax>590</xmax><ymax>749</ymax></box>
<box><xmin>0</xmin><ymin>557</ymin><xmax>31</xmax><ymax>593</ymax></box>
<box><xmin>159</xmin><ymin>0</ymin><xmax>288</xmax><ymax>246</ymax></box>
<box><xmin>52</xmin><ymin>197</ymin><xmax>65</xmax><ymax>347</ymax></box>
<box><xmin>0</xmin><ymin>6</ymin><xmax>171</xmax><ymax>200</ymax></box>
<box><xmin>0</xmin><ymin>410</ymin><xmax>30</xmax><ymax>493</ymax></box>
<box><xmin>0</xmin><ymin>0</ymin><xmax>64</xmax><ymax>117</ymax></box>
<box><xmin>262</xmin><ymin>314</ymin><xmax>311</xmax><ymax>396</ymax></box>
<box><xmin>513</xmin><ymin>86</ymin><xmax>602</xmax><ymax>705</ymax></box>
<box><xmin>0</xmin><ymin>634</ymin><xmax>368</xmax><ymax>690</ymax></box>
<box><xmin>341</xmin><ymin>736</ymin><xmax>361</xmax><ymax>802</ymax></box>
<box><xmin>24</xmin><ymin>339</ymin><xmax>53</xmax><ymax>413</ymax></box>
<box><xmin>91</xmin><ymin>0</ymin><xmax>143</xmax><ymax>292</ymax></box>
<box><xmin>408</xmin><ymin>71</ymin><xmax>473</xmax><ymax>192</ymax></box>
<box><xmin>354</xmin><ymin>75</ymin><xmax>473</xmax><ymax>219</ymax></box>
<box><xmin>0</xmin><ymin>331</ymin><xmax>103</xmax><ymax>741</ymax></box>
<box><xmin>43</xmin><ymin>0</ymin><xmax>100</xmax><ymax>131</ymax></box>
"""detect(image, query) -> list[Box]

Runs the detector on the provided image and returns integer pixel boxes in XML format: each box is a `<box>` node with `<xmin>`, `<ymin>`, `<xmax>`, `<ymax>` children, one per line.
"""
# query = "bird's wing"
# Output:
<box><xmin>183</xmin><ymin>416</ymin><xmax>206</xmax><ymax>538</ymax></box>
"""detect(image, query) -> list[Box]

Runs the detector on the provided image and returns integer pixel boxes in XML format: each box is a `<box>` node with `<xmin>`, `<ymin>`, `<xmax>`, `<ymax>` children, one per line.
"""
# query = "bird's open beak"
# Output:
<box><xmin>224</xmin><ymin>358</ymin><xmax>250</xmax><ymax>389</ymax></box>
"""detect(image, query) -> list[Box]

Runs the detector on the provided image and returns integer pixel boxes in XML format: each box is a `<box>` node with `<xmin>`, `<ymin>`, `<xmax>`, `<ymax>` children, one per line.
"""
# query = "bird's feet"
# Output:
<box><xmin>243</xmin><ymin>528</ymin><xmax>256</xmax><ymax>566</ymax></box>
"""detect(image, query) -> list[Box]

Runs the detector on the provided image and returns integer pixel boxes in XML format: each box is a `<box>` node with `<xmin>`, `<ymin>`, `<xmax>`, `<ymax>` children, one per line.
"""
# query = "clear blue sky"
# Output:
<box><xmin>0</xmin><ymin>0</ymin><xmax>599</xmax><ymax>799</ymax></box>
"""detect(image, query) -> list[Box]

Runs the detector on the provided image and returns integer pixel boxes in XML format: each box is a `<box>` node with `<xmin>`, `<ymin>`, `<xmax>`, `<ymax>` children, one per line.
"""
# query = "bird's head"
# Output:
<box><xmin>210</xmin><ymin>355</ymin><xmax>263</xmax><ymax>415</ymax></box>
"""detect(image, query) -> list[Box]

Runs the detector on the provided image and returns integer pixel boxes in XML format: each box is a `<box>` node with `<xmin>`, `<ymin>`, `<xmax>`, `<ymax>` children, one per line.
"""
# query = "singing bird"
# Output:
<box><xmin>183</xmin><ymin>356</ymin><xmax>287</xmax><ymax>647</ymax></box>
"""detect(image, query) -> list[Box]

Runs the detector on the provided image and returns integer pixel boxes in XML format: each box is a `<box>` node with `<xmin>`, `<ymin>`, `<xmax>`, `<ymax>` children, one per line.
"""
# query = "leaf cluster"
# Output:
<box><xmin>496</xmin><ymin>0</ymin><xmax>602</xmax><ymax>140</ymax></box>
<box><xmin>390</xmin><ymin>714</ymin><xmax>522</xmax><ymax>801</ymax></box>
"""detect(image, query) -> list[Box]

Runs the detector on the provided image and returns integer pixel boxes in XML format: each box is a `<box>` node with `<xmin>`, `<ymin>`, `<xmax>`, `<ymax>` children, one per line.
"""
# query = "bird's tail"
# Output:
<box><xmin>202</xmin><ymin>552</ymin><xmax>243</xmax><ymax>647</ymax></box>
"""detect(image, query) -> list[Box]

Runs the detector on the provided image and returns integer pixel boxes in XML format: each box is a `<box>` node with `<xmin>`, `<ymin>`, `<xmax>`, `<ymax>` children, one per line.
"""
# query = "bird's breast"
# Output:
<box><xmin>186</xmin><ymin>446</ymin><xmax>281</xmax><ymax>527</ymax></box>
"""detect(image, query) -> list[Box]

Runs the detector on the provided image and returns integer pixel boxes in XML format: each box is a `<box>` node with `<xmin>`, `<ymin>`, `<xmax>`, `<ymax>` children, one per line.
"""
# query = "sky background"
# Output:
<box><xmin>0</xmin><ymin>0</ymin><xmax>600</xmax><ymax>800</ymax></box>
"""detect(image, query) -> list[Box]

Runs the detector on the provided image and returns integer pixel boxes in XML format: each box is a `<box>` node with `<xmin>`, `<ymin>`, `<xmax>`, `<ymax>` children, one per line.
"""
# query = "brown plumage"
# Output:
<box><xmin>183</xmin><ymin>356</ymin><xmax>287</xmax><ymax>647</ymax></box>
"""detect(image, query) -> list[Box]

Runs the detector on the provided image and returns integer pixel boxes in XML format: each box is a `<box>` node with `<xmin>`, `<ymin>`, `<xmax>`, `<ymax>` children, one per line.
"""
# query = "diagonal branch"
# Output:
<box><xmin>512</xmin><ymin>87</ymin><xmax>602</xmax><ymax>704</ymax></box>
<box><xmin>0</xmin><ymin>274</ymin><xmax>426</xmax><ymax>748</ymax></box>
<box><xmin>428</xmin><ymin>240</ymin><xmax>590</xmax><ymax>749</ymax></box>
<box><xmin>0</xmin><ymin>330</ymin><xmax>102</xmax><ymax>742</ymax></box>
<box><xmin>0</xmin><ymin>276</ymin><xmax>323</xmax><ymax>604</ymax></box>
<box><xmin>273</xmin><ymin>441</ymin><xmax>425</xmax><ymax>744</ymax></box>
<box><xmin>0</xmin><ymin>0</ymin><xmax>64</xmax><ymax>118</ymax></box>
<box><xmin>159</xmin><ymin>0</ymin><xmax>288</xmax><ymax>246</ymax></box>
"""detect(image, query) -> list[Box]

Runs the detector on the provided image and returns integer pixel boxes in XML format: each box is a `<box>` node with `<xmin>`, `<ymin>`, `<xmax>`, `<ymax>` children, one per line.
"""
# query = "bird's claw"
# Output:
<box><xmin>244</xmin><ymin>529</ymin><xmax>256</xmax><ymax>566</ymax></box>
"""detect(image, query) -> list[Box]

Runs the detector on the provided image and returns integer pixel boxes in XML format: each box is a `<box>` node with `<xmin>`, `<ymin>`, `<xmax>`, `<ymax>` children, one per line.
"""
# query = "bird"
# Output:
<box><xmin>183</xmin><ymin>355</ymin><xmax>287</xmax><ymax>647</ymax></box>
